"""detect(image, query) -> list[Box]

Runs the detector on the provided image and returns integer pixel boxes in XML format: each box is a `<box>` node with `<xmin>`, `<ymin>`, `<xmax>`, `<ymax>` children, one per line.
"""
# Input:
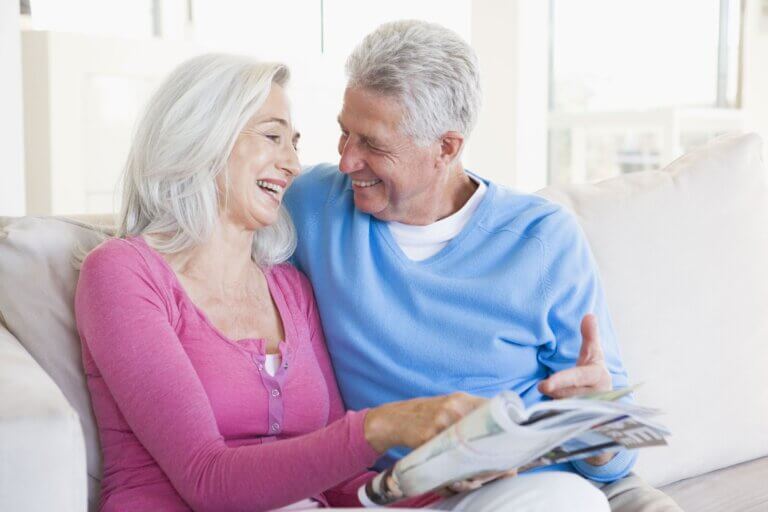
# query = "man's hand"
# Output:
<box><xmin>537</xmin><ymin>314</ymin><xmax>612</xmax><ymax>399</ymax></box>
<box><xmin>437</xmin><ymin>469</ymin><xmax>518</xmax><ymax>497</ymax></box>
<box><xmin>537</xmin><ymin>314</ymin><xmax>614</xmax><ymax>466</ymax></box>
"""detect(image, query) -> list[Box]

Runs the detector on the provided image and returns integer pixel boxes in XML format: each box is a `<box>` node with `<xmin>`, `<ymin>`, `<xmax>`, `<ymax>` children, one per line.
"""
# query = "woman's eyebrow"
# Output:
<box><xmin>258</xmin><ymin>117</ymin><xmax>289</xmax><ymax>126</ymax></box>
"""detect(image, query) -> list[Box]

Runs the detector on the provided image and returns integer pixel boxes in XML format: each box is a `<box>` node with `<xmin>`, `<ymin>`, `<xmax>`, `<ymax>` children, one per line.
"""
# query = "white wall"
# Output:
<box><xmin>468</xmin><ymin>0</ymin><xmax>549</xmax><ymax>191</ymax></box>
<box><xmin>12</xmin><ymin>2</ymin><xmax>767</xmax><ymax>216</ymax></box>
<box><xmin>196</xmin><ymin>0</ymin><xmax>471</xmax><ymax>170</ymax></box>
<box><xmin>22</xmin><ymin>32</ymin><xmax>201</xmax><ymax>215</ymax></box>
<box><xmin>742</xmin><ymin>0</ymin><xmax>768</xmax><ymax>164</ymax></box>
<box><xmin>315</xmin><ymin>0</ymin><xmax>472</xmax><ymax>167</ymax></box>
<box><xmin>0</xmin><ymin>0</ymin><xmax>26</xmax><ymax>215</ymax></box>
<box><xmin>20</xmin><ymin>1</ymin><xmax>474</xmax><ymax>215</ymax></box>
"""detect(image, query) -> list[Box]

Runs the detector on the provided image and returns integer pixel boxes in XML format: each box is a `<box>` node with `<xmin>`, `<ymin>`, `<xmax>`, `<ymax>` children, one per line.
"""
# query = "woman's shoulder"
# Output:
<box><xmin>267</xmin><ymin>263</ymin><xmax>318</xmax><ymax>318</ymax></box>
<box><xmin>77</xmin><ymin>237</ymin><xmax>177</xmax><ymax>316</ymax></box>
<box><xmin>82</xmin><ymin>236</ymin><xmax>150</xmax><ymax>272</ymax></box>
<box><xmin>268</xmin><ymin>263</ymin><xmax>313</xmax><ymax>298</ymax></box>
<box><xmin>80</xmin><ymin>236</ymin><xmax>172</xmax><ymax>290</ymax></box>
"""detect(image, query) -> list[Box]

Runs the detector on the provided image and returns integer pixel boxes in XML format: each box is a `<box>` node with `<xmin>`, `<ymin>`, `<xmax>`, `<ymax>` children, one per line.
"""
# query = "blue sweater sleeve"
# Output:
<box><xmin>533</xmin><ymin>206</ymin><xmax>636</xmax><ymax>482</ymax></box>
<box><xmin>572</xmin><ymin>449</ymin><xmax>638</xmax><ymax>482</ymax></box>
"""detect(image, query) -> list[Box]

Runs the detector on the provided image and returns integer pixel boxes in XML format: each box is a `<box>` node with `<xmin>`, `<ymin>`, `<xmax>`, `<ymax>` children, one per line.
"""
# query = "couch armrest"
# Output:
<box><xmin>0</xmin><ymin>323</ymin><xmax>88</xmax><ymax>512</ymax></box>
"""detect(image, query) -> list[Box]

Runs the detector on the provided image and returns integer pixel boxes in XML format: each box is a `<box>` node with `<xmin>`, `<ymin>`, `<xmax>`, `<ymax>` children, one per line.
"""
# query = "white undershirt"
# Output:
<box><xmin>388</xmin><ymin>176</ymin><xmax>487</xmax><ymax>261</ymax></box>
<box><xmin>264</xmin><ymin>353</ymin><xmax>281</xmax><ymax>377</ymax></box>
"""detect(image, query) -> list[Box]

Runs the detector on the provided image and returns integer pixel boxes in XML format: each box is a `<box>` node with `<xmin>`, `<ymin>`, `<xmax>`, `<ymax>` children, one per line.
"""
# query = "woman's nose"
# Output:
<box><xmin>281</xmin><ymin>145</ymin><xmax>301</xmax><ymax>176</ymax></box>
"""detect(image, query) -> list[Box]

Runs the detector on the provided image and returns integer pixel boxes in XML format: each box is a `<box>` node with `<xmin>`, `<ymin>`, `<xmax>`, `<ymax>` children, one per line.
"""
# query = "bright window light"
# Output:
<box><xmin>551</xmin><ymin>0</ymin><xmax>739</xmax><ymax>111</ymax></box>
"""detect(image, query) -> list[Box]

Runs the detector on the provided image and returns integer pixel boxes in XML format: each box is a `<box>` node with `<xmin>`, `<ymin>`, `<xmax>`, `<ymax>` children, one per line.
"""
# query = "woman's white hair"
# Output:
<box><xmin>118</xmin><ymin>53</ymin><xmax>296</xmax><ymax>266</ymax></box>
<box><xmin>345</xmin><ymin>20</ymin><xmax>482</xmax><ymax>146</ymax></box>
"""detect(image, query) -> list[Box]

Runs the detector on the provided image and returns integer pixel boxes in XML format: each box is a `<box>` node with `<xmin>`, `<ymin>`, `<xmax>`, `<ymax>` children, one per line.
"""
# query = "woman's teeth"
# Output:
<box><xmin>352</xmin><ymin>179</ymin><xmax>382</xmax><ymax>188</ymax></box>
<box><xmin>256</xmin><ymin>180</ymin><xmax>284</xmax><ymax>195</ymax></box>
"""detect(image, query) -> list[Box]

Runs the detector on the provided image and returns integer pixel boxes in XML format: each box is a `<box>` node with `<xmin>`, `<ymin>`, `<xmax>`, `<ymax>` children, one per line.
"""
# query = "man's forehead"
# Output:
<box><xmin>339</xmin><ymin>88</ymin><xmax>404</xmax><ymax>140</ymax></box>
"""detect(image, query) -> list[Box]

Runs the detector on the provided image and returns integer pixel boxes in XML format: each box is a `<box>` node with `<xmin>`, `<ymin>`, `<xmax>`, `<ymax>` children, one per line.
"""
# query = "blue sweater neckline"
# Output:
<box><xmin>372</xmin><ymin>172</ymin><xmax>497</xmax><ymax>267</ymax></box>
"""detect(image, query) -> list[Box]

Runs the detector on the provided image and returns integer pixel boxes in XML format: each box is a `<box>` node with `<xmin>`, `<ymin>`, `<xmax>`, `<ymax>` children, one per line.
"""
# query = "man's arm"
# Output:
<box><xmin>532</xmin><ymin>207</ymin><xmax>636</xmax><ymax>481</ymax></box>
<box><xmin>539</xmin><ymin>314</ymin><xmax>618</xmax><ymax>466</ymax></box>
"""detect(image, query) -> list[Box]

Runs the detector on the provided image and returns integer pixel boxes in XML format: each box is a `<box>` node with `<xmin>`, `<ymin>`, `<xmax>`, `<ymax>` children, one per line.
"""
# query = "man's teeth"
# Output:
<box><xmin>352</xmin><ymin>179</ymin><xmax>382</xmax><ymax>188</ymax></box>
<box><xmin>256</xmin><ymin>180</ymin><xmax>284</xmax><ymax>194</ymax></box>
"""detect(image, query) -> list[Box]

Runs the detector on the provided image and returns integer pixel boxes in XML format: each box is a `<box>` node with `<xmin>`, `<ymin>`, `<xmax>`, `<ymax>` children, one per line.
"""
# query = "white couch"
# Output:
<box><xmin>1</xmin><ymin>134</ymin><xmax>767</xmax><ymax>511</ymax></box>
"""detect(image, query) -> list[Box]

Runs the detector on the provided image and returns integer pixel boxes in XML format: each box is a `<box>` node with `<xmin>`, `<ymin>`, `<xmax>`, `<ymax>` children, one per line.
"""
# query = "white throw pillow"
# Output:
<box><xmin>538</xmin><ymin>133</ymin><xmax>768</xmax><ymax>486</ymax></box>
<box><xmin>0</xmin><ymin>217</ymin><xmax>111</xmax><ymax>506</ymax></box>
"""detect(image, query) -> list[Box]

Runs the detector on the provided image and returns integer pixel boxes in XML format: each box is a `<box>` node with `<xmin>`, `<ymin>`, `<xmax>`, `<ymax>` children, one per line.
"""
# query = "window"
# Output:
<box><xmin>548</xmin><ymin>0</ymin><xmax>743</xmax><ymax>184</ymax></box>
<box><xmin>21</xmin><ymin>0</ymin><xmax>154</xmax><ymax>38</ymax></box>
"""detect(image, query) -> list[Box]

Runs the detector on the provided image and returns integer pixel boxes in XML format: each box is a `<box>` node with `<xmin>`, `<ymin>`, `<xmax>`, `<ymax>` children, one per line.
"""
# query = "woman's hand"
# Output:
<box><xmin>364</xmin><ymin>392</ymin><xmax>486</xmax><ymax>454</ymax></box>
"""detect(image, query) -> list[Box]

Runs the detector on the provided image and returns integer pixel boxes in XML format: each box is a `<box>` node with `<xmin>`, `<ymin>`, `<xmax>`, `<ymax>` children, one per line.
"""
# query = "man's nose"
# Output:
<box><xmin>338</xmin><ymin>139</ymin><xmax>364</xmax><ymax>174</ymax></box>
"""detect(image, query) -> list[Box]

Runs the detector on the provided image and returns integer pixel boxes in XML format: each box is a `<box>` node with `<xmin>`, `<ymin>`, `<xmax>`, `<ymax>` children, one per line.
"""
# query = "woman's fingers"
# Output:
<box><xmin>364</xmin><ymin>392</ymin><xmax>487</xmax><ymax>453</ymax></box>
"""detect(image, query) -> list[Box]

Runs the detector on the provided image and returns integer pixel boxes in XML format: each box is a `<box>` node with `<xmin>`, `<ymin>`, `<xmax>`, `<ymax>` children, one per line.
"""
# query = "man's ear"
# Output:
<box><xmin>437</xmin><ymin>131</ymin><xmax>465</xmax><ymax>167</ymax></box>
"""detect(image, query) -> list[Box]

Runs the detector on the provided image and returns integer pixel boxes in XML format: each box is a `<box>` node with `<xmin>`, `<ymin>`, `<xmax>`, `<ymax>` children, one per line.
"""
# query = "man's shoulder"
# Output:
<box><xmin>285</xmin><ymin>163</ymin><xmax>347</xmax><ymax>214</ymax></box>
<box><xmin>293</xmin><ymin>163</ymin><xmax>344</xmax><ymax>193</ymax></box>
<box><xmin>483</xmin><ymin>182</ymin><xmax>577</xmax><ymax>241</ymax></box>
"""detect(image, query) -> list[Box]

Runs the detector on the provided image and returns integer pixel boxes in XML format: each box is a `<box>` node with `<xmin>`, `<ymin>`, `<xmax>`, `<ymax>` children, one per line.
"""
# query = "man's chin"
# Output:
<box><xmin>352</xmin><ymin>195</ymin><xmax>388</xmax><ymax>218</ymax></box>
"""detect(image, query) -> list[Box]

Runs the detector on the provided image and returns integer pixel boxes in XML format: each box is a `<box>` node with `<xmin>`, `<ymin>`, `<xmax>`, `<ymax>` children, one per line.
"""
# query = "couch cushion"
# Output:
<box><xmin>0</xmin><ymin>217</ymin><xmax>113</xmax><ymax>502</ymax></box>
<box><xmin>0</xmin><ymin>323</ymin><xmax>89</xmax><ymax>512</ymax></box>
<box><xmin>538</xmin><ymin>133</ymin><xmax>768</xmax><ymax>486</ymax></box>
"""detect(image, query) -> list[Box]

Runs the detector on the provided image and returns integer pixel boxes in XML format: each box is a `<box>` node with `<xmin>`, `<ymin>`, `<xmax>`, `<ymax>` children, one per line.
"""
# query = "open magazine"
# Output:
<box><xmin>359</xmin><ymin>387</ymin><xmax>668</xmax><ymax>507</ymax></box>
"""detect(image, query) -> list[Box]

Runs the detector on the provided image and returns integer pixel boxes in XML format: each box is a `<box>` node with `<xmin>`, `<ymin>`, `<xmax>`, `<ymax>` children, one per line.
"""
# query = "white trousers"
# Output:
<box><xmin>430</xmin><ymin>472</ymin><xmax>610</xmax><ymax>512</ymax></box>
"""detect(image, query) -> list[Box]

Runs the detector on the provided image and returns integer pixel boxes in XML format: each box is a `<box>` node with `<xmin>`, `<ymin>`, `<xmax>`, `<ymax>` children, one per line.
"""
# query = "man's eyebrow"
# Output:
<box><xmin>337</xmin><ymin>117</ymin><xmax>384</xmax><ymax>147</ymax></box>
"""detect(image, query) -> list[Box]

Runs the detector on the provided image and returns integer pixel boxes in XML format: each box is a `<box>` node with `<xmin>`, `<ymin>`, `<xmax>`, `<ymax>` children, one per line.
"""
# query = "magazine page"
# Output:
<box><xmin>360</xmin><ymin>392</ymin><xmax>526</xmax><ymax>506</ymax></box>
<box><xmin>359</xmin><ymin>389</ymin><xmax>668</xmax><ymax>507</ymax></box>
<box><xmin>519</xmin><ymin>416</ymin><xmax>669</xmax><ymax>471</ymax></box>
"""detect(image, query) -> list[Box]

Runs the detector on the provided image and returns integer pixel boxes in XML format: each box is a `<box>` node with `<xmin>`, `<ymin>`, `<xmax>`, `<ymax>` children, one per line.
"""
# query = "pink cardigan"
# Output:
<box><xmin>75</xmin><ymin>237</ymin><xmax>379</xmax><ymax>511</ymax></box>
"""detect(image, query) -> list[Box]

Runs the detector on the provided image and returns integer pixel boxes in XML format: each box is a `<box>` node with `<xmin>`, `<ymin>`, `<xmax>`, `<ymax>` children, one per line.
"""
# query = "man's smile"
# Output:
<box><xmin>352</xmin><ymin>179</ymin><xmax>383</xmax><ymax>188</ymax></box>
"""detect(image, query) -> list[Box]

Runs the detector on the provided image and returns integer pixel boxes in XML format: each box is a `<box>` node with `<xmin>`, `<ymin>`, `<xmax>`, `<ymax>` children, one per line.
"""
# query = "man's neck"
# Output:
<box><xmin>396</xmin><ymin>163</ymin><xmax>478</xmax><ymax>226</ymax></box>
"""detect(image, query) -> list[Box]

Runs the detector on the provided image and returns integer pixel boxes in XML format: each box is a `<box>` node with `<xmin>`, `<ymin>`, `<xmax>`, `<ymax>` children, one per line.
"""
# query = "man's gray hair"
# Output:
<box><xmin>118</xmin><ymin>53</ymin><xmax>296</xmax><ymax>266</ymax></box>
<box><xmin>345</xmin><ymin>20</ymin><xmax>482</xmax><ymax>146</ymax></box>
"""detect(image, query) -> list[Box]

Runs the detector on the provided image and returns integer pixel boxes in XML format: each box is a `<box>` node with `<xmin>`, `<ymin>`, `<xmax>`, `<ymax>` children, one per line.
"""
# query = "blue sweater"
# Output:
<box><xmin>284</xmin><ymin>163</ymin><xmax>636</xmax><ymax>482</ymax></box>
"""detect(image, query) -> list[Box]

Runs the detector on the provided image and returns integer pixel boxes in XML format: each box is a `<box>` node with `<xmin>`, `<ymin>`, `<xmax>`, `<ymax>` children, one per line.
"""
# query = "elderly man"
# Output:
<box><xmin>285</xmin><ymin>20</ymin><xmax>679</xmax><ymax>511</ymax></box>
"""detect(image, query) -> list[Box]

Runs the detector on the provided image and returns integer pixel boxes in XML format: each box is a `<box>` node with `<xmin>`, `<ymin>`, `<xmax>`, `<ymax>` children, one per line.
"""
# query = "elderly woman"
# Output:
<box><xmin>75</xmin><ymin>54</ymin><xmax>491</xmax><ymax>512</ymax></box>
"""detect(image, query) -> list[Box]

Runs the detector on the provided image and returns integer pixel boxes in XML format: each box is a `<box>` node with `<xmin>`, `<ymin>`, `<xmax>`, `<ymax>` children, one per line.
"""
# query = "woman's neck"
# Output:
<box><xmin>165</xmin><ymin>221</ymin><xmax>259</xmax><ymax>295</ymax></box>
